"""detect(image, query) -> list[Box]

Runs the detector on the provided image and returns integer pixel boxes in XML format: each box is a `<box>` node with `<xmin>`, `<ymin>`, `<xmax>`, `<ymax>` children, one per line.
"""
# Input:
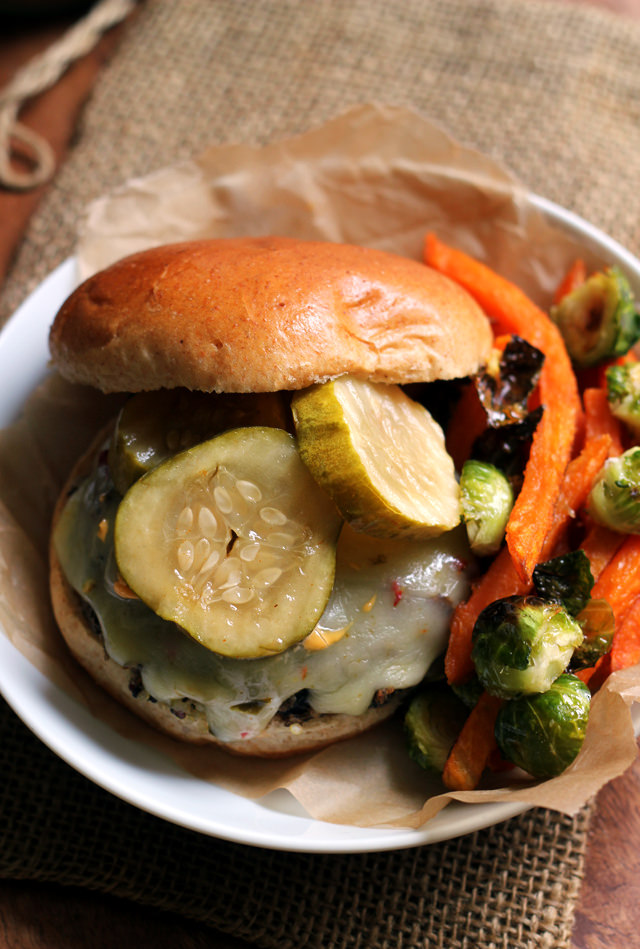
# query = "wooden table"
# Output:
<box><xmin>2</xmin><ymin>2</ymin><xmax>640</xmax><ymax>946</ymax></box>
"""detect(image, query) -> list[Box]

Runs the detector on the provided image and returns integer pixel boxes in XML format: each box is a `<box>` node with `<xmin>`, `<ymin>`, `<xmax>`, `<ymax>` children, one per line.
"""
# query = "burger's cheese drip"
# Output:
<box><xmin>54</xmin><ymin>458</ymin><xmax>473</xmax><ymax>742</ymax></box>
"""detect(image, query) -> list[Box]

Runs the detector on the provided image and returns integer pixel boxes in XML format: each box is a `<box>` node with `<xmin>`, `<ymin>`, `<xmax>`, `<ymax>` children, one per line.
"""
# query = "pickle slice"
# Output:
<box><xmin>109</xmin><ymin>389</ymin><xmax>290</xmax><ymax>495</ymax></box>
<box><xmin>114</xmin><ymin>427</ymin><xmax>341</xmax><ymax>658</ymax></box>
<box><xmin>292</xmin><ymin>377</ymin><xmax>461</xmax><ymax>539</ymax></box>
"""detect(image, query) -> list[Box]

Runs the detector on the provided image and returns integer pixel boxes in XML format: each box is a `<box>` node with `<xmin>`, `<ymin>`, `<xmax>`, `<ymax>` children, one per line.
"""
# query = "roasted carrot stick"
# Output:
<box><xmin>591</xmin><ymin>533</ymin><xmax>640</xmax><ymax>625</ymax></box>
<box><xmin>445</xmin><ymin>546</ymin><xmax>528</xmax><ymax>684</ymax></box>
<box><xmin>553</xmin><ymin>258</ymin><xmax>587</xmax><ymax>305</ymax></box>
<box><xmin>610</xmin><ymin>594</ymin><xmax>640</xmax><ymax>672</ymax></box>
<box><xmin>445</xmin><ymin>382</ymin><xmax>487</xmax><ymax>472</ymax></box>
<box><xmin>425</xmin><ymin>234</ymin><xmax>582</xmax><ymax>583</ymax></box>
<box><xmin>442</xmin><ymin>691</ymin><xmax>503</xmax><ymax>791</ymax></box>
<box><xmin>580</xmin><ymin>524</ymin><xmax>624</xmax><ymax>581</ymax></box>
<box><xmin>540</xmin><ymin>434</ymin><xmax>612</xmax><ymax>558</ymax></box>
<box><xmin>583</xmin><ymin>388</ymin><xmax>625</xmax><ymax>456</ymax></box>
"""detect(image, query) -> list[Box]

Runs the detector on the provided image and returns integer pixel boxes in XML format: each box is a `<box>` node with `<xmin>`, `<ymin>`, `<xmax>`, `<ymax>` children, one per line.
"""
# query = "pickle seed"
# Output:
<box><xmin>266</xmin><ymin>531</ymin><xmax>297</xmax><ymax>549</ymax></box>
<box><xmin>260</xmin><ymin>506</ymin><xmax>288</xmax><ymax>526</ymax></box>
<box><xmin>239</xmin><ymin>542</ymin><xmax>261</xmax><ymax>562</ymax></box>
<box><xmin>214</xmin><ymin>485</ymin><xmax>233</xmax><ymax>514</ymax></box>
<box><xmin>221</xmin><ymin>586</ymin><xmax>254</xmax><ymax>605</ymax></box>
<box><xmin>177</xmin><ymin>539</ymin><xmax>195</xmax><ymax>573</ymax></box>
<box><xmin>176</xmin><ymin>505</ymin><xmax>194</xmax><ymax>532</ymax></box>
<box><xmin>237</xmin><ymin>479</ymin><xmax>262</xmax><ymax>503</ymax></box>
<box><xmin>254</xmin><ymin>567</ymin><xmax>283</xmax><ymax>588</ymax></box>
<box><xmin>198</xmin><ymin>505</ymin><xmax>218</xmax><ymax>535</ymax></box>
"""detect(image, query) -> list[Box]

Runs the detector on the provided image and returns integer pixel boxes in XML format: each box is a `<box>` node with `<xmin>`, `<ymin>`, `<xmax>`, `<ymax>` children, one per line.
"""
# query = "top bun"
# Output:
<box><xmin>49</xmin><ymin>237</ymin><xmax>492</xmax><ymax>393</ymax></box>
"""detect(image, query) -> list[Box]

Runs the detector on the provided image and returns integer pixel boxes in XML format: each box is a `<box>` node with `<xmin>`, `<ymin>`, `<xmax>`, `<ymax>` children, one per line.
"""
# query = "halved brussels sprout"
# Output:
<box><xmin>460</xmin><ymin>459</ymin><xmax>514</xmax><ymax>556</ymax></box>
<box><xmin>532</xmin><ymin>550</ymin><xmax>594</xmax><ymax>618</ymax></box>
<box><xmin>550</xmin><ymin>266</ymin><xmax>640</xmax><ymax>369</ymax></box>
<box><xmin>494</xmin><ymin>673</ymin><xmax>591</xmax><ymax>778</ymax></box>
<box><xmin>571</xmin><ymin>599</ymin><xmax>615</xmax><ymax>671</ymax></box>
<box><xmin>471</xmin><ymin>595</ymin><xmax>584</xmax><ymax>699</ymax></box>
<box><xmin>606</xmin><ymin>361</ymin><xmax>640</xmax><ymax>438</ymax></box>
<box><xmin>404</xmin><ymin>683</ymin><xmax>469</xmax><ymax>774</ymax></box>
<box><xmin>588</xmin><ymin>447</ymin><xmax>640</xmax><ymax>534</ymax></box>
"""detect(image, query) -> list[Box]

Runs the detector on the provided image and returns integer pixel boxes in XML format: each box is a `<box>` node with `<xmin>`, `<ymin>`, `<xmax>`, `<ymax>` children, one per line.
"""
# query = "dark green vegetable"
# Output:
<box><xmin>471</xmin><ymin>595</ymin><xmax>584</xmax><ymax>699</ymax></box>
<box><xmin>495</xmin><ymin>674</ymin><xmax>591</xmax><ymax>778</ymax></box>
<box><xmin>451</xmin><ymin>674</ymin><xmax>484</xmax><ymax>709</ymax></box>
<box><xmin>532</xmin><ymin>550</ymin><xmax>594</xmax><ymax>617</ymax></box>
<box><xmin>550</xmin><ymin>266</ymin><xmax>640</xmax><ymax>368</ymax></box>
<box><xmin>460</xmin><ymin>459</ymin><xmax>514</xmax><ymax>556</ymax></box>
<box><xmin>471</xmin><ymin>408</ymin><xmax>543</xmax><ymax>486</ymax></box>
<box><xmin>606</xmin><ymin>361</ymin><xmax>640</xmax><ymax>437</ymax></box>
<box><xmin>571</xmin><ymin>598</ymin><xmax>615</xmax><ymax>671</ymax></box>
<box><xmin>471</xmin><ymin>337</ymin><xmax>545</xmax><ymax>488</ymax></box>
<box><xmin>588</xmin><ymin>447</ymin><xmax>640</xmax><ymax>534</ymax></box>
<box><xmin>475</xmin><ymin>336</ymin><xmax>545</xmax><ymax>426</ymax></box>
<box><xmin>404</xmin><ymin>684</ymin><xmax>469</xmax><ymax>774</ymax></box>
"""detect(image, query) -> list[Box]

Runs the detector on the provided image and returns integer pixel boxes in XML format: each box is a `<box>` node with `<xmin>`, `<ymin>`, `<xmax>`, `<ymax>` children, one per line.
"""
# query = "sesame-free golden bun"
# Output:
<box><xmin>49</xmin><ymin>236</ymin><xmax>492</xmax><ymax>393</ymax></box>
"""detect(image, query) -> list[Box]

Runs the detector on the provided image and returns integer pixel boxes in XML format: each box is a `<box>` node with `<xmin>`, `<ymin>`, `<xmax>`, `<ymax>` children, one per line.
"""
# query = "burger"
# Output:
<box><xmin>48</xmin><ymin>235</ymin><xmax>492</xmax><ymax>757</ymax></box>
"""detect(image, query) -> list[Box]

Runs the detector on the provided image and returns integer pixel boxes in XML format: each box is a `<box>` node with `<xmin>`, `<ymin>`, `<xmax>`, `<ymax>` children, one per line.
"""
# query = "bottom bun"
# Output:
<box><xmin>49</xmin><ymin>433</ymin><xmax>402</xmax><ymax>758</ymax></box>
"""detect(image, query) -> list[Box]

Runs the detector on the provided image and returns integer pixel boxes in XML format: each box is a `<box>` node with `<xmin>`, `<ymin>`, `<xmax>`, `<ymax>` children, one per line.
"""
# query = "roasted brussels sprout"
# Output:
<box><xmin>571</xmin><ymin>598</ymin><xmax>615</xmax><ymax>671</ymax></box>
<box><xmin>588</xmin><ymin>447</ymin><xmax>640</xmax><ymax>534</ymax></box>
<box><xmin>494</xmin><ymin>674</ymin><xmax>591</xmax><ymax>778</ymax></box>
<box><xmin>475</xmin><ymin>336</ymin><xmax>545</xmax><ymax>426</ymax></box>
<box><xmin>460</xmin><ymin>459</ymin><xmax>514</xmax><ymax>556</ymax></box>
<box><xmin>404</xmin><ymin>683</ymin><xmax>469</xmax><ymax>774</ymax></box>
<box><xmin>471</xmin><ymin>595</ymin><xmax>584</xmax><ymax>699</ymax></box>
<box><xmin>451</xmin><ymin>674</ymin><xmax>484</xmax><ymax>709</ymax></box>
<box><xmin>550</xmin><ymin>266</ymin><xmax>640</xmax><ymax>369</ymax></box>
<box><xmin>532</xmin><ymin>550</ymin><xmax>594</xmax><ymax>617</ymax></box>
<box><xmin>471</xmin><ymin>337</ymin><xmax>545</xmax><ymax>487</ymax></box>
<box><xmin>606</xmin><ymin>361</ymin><xmax>640</xmax><ymax>437</ymax></box>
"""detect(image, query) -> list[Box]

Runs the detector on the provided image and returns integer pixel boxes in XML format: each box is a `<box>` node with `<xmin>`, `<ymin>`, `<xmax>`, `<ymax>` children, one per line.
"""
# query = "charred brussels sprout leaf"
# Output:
<box><xmin>451</xmin><ymin>674</ymin><xmax>484</xmax><ymax>709</ymax></box>
<box><xmin>588</xmin><ymin>447</ymin><xmax>640</xmax><ymax>534</ymax></box>
<box><xmin>475</xmin><ymin>336</ymin><xmax>545</xmax><ymax>426</ymax></box>
<box><xmin>550</xmin><ymin>266</ymin><xmax>640</xmax><ymax>369</ymax></box>
<box><xmin>404</xmin><ymin>683</ymin><xmax>469</xmax><ymax>774</ymax></box>
<box><xmin>460</xmin><ymin>459</ymin><xmax>514</xmax><ymax>556</ymax></box>
<box><xmin>495</xmin><ymin>674</ymin><xmax>591</xmax><ymax>778</ymax></box>
<box><xmin>532</xmin><ymin>550</ymin><xmax>594</xmax><ymax>617</ymax></box>
<box><xmin>606</xmin><ymin>361</ymin><xmax>640</xmax><ymax>437</ymax></box>
<box><xmin>469</xmin><ymin>337</ymin><xmax>545</xmax><ymax>490</ymax></box>
<box><xmin>571</xmin><ymin>598</ymin><xmax>615</xmax><ymax>671</ymax></box>
<box><xmin>471</xmin><ymin>595</ymin><xmax>584</xmax><ymax>699</ymax></box>
<box><xmin>472</xmin><ymin>407</ymin><xmax>543</xmax><ymax>485</ymax></box>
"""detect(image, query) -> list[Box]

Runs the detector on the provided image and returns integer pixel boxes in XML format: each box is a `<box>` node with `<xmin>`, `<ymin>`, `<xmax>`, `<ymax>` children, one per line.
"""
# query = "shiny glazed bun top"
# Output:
<box><xmin>49</xmin><ymin>236</ymin><xmax>493</xmax><ymax>393</ymax></box>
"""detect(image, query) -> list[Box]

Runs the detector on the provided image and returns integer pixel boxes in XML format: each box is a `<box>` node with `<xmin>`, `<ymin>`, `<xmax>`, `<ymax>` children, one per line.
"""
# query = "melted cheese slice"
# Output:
<box><xmin>54</xmin><ymin>458</ymin><xmax>473</xmax><ymax>742</ymax></box>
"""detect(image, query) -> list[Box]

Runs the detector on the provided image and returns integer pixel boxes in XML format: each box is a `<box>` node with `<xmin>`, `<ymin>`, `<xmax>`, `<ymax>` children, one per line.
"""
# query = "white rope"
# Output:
<box><xmin>0</xmin><ymin>0</ymin><xmax>137</xmax><ymax>192</ymax></box>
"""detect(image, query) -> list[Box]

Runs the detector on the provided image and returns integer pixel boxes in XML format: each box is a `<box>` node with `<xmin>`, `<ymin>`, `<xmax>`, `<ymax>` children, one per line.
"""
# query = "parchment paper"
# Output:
<box><xmin>1</xmin><ymin>103</ymin><xmax>639</xmax><ymax>829</ymax></box>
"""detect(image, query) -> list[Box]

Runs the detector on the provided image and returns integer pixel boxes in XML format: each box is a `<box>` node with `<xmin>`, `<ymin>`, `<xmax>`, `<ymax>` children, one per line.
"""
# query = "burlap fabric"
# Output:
<box><xmin>2</xmin><ymin>0</ymin><xmax>640</xmax><ymax>945</ymax></box>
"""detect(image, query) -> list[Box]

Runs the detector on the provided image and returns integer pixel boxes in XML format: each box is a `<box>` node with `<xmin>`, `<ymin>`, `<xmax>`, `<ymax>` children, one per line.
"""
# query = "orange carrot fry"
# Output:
<box><xmin>540</xmin><ymin>434</ymin><xmax>612</xmax><ymax>558</ymax></box>
<box><xmin>591</xmin><ymin>534</ymin><xmax>640</xmax><ymax>625</ymax></box>
<box><xmin>580</xmin><ymin>524</ymin><xmax>624</xmax><ymax>581</ymax></box>
<box><xmin>425</xmin><ymin>234</ymin><xmax>582</xmax><ymax>583</ymax></box>
<box><xmin>611</xmin><ymin>595</ymin><xmax>640</xmax><ymax>672</ymax></box>
<box><xmin>445</xmin><ymin>547</ymin><xmax>529</xmax><ymax>685</ymax></box>
<box><xmin>583</xmin><ymin>388</ymin><xmax>624</xmax><ymax>456</ymax></box>
<box><xmin>576</xmin><ymin>653</ymin><xmax>611</xmax><ymax>692</ymax></box>
<box><xmin>442</xmin><ymin>691</ymin><xmax>502</xmax><ymax>791</ymax></box>
<box><xmin>446</xmin><ymin>382</ymin><xmax>487</xmax><ymax>471</ymax></box>
<box><xmin>553</xmin><ymin>258</ymin><xmax>587</xmax><ymax>305</ymax></box>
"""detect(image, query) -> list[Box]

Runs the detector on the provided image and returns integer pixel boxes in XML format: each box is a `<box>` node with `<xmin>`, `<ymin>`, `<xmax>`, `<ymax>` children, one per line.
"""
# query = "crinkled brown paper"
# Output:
<box><xmin>1</xmin><ymin>103</ymin><xmax>639</xmax><ymax>830</ymax></box>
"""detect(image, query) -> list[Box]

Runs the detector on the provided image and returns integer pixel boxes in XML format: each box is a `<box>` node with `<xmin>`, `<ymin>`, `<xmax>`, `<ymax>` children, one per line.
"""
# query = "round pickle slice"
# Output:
<box><xmin>114</xmin><ymin>427</ymin><xmax>342</xmax><ymax>658</ymax></box>
<box><xmin>109</xmin><ymin>389</ymin><xmax>290</xmax><ymax>495</ymax></box>
<box><xmin>291</xmin><ymin>377</ymin><xmax>461</xmax><ymax>539</ymax></box>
